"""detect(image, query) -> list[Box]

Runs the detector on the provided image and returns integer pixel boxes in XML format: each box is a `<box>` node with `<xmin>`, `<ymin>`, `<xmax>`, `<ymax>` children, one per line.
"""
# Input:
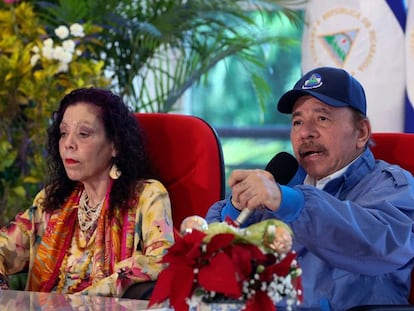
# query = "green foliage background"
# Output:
<box><xmin>0</xmin><ymin>0</ymin><xmax>304</xmax><ymax>225</ymax></box>
<box><xmin>0</xmin><ymin>2</ymin><xmax>109</xmax><ymax>225</ymax></box>
<box><xmin>188</xmin><ymin>11</ymin><xmax>303</xmax><ymax>195</ymax></box>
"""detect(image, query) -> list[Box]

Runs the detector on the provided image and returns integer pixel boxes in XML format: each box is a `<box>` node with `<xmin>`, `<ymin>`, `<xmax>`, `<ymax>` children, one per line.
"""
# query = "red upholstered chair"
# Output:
<box><xmin>122</xmin><ymin>113</ymin><xmax>225</xmax><ymax>299</ymax></box>
<box><xmin>354</xmin><ymin>132</ymin><xmax>414</xmax><ymax>309</ymax></box>
<box><xmin>135</xmin><ymin>113</ymin><xmax>225</xmax><ymax>230</ymax></box>
<box><xmin>370</xmin><ymin>133</ymin><xmax>414</xmax><ymax>175</ymax></box>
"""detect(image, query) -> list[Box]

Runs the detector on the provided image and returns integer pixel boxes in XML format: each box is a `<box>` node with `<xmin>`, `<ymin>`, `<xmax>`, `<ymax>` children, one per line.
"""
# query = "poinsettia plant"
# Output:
<box><xmin>149</xmin><ymin>218</ymin><xmax>302</xmax><ymax>311</ymax></box>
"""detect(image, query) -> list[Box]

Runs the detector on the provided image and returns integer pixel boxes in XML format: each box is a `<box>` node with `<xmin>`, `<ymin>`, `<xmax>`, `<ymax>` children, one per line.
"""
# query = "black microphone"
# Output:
<box><xmin>265</xmin><ymin>151</ymin><xmax>299</xmax><ymax>185</ymax></box>
<box><xmin>234</xmin><ymin>152</ymin><xmax>298</xmax><ymax>226</ymax></box>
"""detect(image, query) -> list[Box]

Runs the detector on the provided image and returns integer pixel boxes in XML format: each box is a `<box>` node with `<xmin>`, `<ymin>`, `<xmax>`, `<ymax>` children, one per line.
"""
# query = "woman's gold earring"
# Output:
<box><xmin>109</xmin><ymin>163</ymin><xmax>122</xmax><ymax>180</ymax></box>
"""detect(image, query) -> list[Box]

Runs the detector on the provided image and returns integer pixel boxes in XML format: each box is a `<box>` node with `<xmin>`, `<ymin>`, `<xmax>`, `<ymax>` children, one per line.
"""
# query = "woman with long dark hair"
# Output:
<box><xmin>0</xmin><ymin>87</ymin><xmax>174</xmax><ymax>297</ymax></box>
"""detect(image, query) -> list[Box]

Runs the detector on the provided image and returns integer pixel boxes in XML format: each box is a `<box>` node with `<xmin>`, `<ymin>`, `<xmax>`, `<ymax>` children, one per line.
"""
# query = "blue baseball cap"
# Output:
<box><xmin>277</xmin><ymin>67</ymin><xmax>367</xmax><ymax>116</ymax></box>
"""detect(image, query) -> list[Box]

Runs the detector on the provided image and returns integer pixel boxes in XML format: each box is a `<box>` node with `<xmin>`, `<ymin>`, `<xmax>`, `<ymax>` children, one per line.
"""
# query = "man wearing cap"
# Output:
<box><xmin>206</xmin><ymin>67</ymin><xmax>414</xmax><ymax>310</ymax></box>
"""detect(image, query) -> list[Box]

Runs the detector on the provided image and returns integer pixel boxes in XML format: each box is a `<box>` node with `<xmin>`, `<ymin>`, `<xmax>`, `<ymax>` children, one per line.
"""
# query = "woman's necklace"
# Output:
<box><xmin>57</xmin><ymin>226</ymin><xmax>95</xmax><ymax>294</ymax></box>
<box><xmin>78</xmin><ymin>190</ymin><xmax>104</xmax><ymax>232</ymax></box>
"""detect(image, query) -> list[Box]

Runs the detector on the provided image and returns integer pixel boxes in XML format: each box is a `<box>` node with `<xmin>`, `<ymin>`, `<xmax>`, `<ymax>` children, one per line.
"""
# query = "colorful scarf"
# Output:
<box><xmin>28</xmin><ymin>180</ymin><xmax>136</xmax><ymax>292</ymax></box>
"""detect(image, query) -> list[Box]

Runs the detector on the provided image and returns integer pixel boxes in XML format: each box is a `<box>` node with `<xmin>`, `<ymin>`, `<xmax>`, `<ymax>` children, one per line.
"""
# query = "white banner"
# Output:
<box><xmin>406</xmin><ymin>0</ymin><xmax>414</xmax><ymax>132</ymax></box>
<box><xmin>302</xmin><ymin>0</ymin><xmax>406</xmax><ymax>132</ymax></box>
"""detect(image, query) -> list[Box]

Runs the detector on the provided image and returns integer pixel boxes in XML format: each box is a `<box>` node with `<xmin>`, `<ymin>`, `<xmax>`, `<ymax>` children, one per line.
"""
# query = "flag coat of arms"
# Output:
<box><xmin>301</xmin><ymin>0</ymin><xmax>406</xmax><ymax>132</ymax></box>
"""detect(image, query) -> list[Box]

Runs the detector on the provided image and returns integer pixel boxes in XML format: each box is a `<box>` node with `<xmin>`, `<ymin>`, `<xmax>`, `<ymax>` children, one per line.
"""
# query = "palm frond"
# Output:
<box><xmin>34</xmin><ymin>0</ymin><xmax>305</xmax><ymax>112</ymax></box>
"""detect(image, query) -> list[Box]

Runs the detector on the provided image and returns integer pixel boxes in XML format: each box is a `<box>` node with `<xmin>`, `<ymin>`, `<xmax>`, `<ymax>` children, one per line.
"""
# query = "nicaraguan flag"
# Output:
<box><xmin>406</xmin><ymin>0</ymin><xmax>414</xmax><ymax>132</ymax></box>
<box><xmin>301</xmin><ymin>0</ymin><xmax>406</xmax><ymax>132</ymax></box>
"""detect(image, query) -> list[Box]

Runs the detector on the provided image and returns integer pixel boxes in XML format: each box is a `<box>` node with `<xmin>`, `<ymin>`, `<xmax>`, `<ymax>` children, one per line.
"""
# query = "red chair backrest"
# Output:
<box><xmin>370</xmin><ymin>133</ymin><xmax>414</xmax><ymax>175</ymax></box>
<box><xmin>370</xmin><ymin>132</ymin><xmax>414</xmax><ymax>304</ymax></box>
<box><xmin>135</xmin><ymin>113</ymin><xmax>225</xmax><ymax>230</ymax></box>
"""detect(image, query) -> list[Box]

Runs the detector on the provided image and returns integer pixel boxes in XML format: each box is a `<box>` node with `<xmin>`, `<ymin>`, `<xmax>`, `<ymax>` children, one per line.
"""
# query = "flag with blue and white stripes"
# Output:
<box><xmin>405</xmin><ymin>0</ymin><xmax>414</xmax><ymax>132</ymax></box>
<box><xmin>301</xmin><ymin>0</ymin><xmax>411</xmax><ymax>132</ymax></box>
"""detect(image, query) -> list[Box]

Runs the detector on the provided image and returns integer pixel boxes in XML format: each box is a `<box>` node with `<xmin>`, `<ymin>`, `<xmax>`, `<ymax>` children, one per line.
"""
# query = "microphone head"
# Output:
<box><xmin>234</xmin><ymin>152</ymin><xmax>299</xmax><ymax>227</ymax></box>
<box><xmin>265</xmin><ymin>152</ymin><xmax>298</xmax><ymax>185</ymax></box>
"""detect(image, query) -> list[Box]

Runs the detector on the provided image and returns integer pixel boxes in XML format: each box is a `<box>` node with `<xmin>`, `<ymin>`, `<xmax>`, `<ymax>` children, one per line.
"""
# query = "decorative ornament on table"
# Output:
<box><xmin>149</xmin><ymin>215</ymin><xmax>302</xmax><ymax>311</ymax></box>
<box><xmin>180</xmin><ymin>215</ymin><xmax>209</xmax><ymax>235</ymax></box>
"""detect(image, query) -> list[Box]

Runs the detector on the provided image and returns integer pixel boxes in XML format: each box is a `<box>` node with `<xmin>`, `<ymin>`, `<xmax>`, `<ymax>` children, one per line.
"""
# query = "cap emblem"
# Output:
<box><xmin>302</xmin><ymin>73</ymin><xmax>323</xmax><ymax>90</ymax></box>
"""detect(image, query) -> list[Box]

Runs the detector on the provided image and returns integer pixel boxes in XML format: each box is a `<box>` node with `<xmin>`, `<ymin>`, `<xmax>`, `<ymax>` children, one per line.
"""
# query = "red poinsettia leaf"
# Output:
<box><xmin>169</xmin><ymin>273</ymin><xmax>196</xmax><ymax>311</ymax></box>
<box><xmin>248</xmin><ymin>245</ymin><xmax>269</xmax><ymax>262</ymax></box>
<box><xmin>292</xmin><ymin>274</ymin><xmax>303</xmax><ymax>302</ymax></box>
<box><xmin>266</xmin><ymin>252</ymin><xmax>297</xmax><ymax>279</ymax></box>
<box><xmin>183</xmin><ymin>230</ymin><xmax>207</xmax><ymax>260</ymax></box>
<box><xmin>245</xmin><ymin>290</ymin><xmax>276</xmax><ymax>311</ymax></box>
<box><xmin>260</xmin><ymin>252</ymin><xmax>298</xmax><ymax>284</ymax></box>
<box><xmin>229</xmin><ymin>243</ymin><xmax>269</xmax><ymax>281</ymax></box>
<box><xmin>149</xmin><ymin>263</ymin><xmax>195</xmax><ymax>310</ymax></box>
<box><xmin>228</xmin><ymin>244</ymin><xmax>255</xmax><ymax>281</ymax></box>
<box><xmin>162</xmin><ymin>230</ymin><xmax>206</xmax><ymax>265</ymax></box>
<box><xmin>206</xmin><ymin>233</ymin><xmax>235</xmax><ymax>253</ymax></box>
<box><xmin>280</xmin><ymin>251</ymin><xmax>296</xmax><ymax>265</ymax></box>
<box><xmin>198</xmin><ymin>251</ymin><xmax>242</xmax><ymax>298</ymax></box>
<box><xmin>161</xmin><ymin>239</ymin><xmax>189</xmax><ymax>263</ymax></box>
<box><xmin>183</xmin><ymin>229</ymin><xmax>207</xmax><ymax>245</ymax></box>
<box><xmin>149</xmin><ymin>267</ymin><xmax>175</xmax><ymax>306</ymax></box>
